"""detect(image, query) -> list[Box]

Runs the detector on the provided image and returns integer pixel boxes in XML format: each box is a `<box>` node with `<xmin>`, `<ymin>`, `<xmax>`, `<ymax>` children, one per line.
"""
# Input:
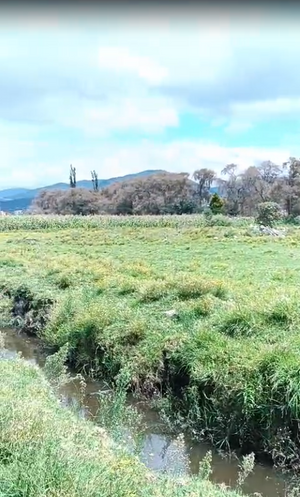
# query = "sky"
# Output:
<box><xmin>1</xmin><ymin>4</ymin><xmax>300</xmax><ymax>189</ymax></box>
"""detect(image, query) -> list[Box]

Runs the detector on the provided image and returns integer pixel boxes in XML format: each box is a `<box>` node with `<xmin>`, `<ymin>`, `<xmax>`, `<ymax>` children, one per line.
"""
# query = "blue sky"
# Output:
<box><xmin>0</xmin><ymin>5</ymin><xmax>300</xmax><ymax>188</ymax></box>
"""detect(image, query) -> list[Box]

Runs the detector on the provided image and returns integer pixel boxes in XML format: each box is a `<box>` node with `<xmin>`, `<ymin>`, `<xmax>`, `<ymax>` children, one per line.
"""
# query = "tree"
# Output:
<box><xmin>102</xmin><ymin>172</ymin><xmax>198</xmax><ymax>215</ymax></box>
<box><xmin>30</xmin><ymin>172</ymin><xmax>199</xmax><ymax>216</ymax></box>
<box><xmin>219</xmin><ymin>164</ymin><xmax>247</xmax><ymax>216</ymax></box>
<box><xmin>193</xmin><ymin>168</ymin><xmax>216</xmax><ymax>208</ymax></box>
<box><xmin>282</xmin><ymin>157</ymin><xmax>300</xmax><ymax>216</ymax></box>
<box><xmin>91</xmin><ymin>170</ymin><xmax>99</xmax><ymax>192</ymax></box>
<box><xmin>69</xmin><ymin>165</ymin><xmax>76</xmax><ymax>189</ymax></box>
<box><xmin>31</xmin><ymin>188</ymin><xmax>103</xmax><ymax>215</ymax></box>
<box><xmin>244</xmin><ymin>161</ymin><xmax>282</xmax><ymax>203</ymax></box>
<box><xmin>30</xmin><ymin>157</ymin><xmax>300</xmax><ymax>218</ymax></box>
<box><xmin>209</xmin><ymin>193</ymin><xmax>224</xmax><ymax>214</ymax></box>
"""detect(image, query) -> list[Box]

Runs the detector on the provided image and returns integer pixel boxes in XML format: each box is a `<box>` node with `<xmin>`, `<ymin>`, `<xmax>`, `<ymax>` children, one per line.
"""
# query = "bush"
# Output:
<box><xmin>256</xmin><ymin>202</ymin><xmax>283</xmax><ymax>227</ymax></box>
<box><xmin>209</xmin><ymin>193</ymin><xmax>224</xmax><ymax>215</ymax></box>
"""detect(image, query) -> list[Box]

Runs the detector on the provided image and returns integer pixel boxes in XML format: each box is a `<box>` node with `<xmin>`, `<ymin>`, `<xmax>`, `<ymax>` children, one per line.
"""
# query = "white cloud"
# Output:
<box><xmin>0</xmin><ymin>7</ymin><xmax>300</xmax><ymax>187</ymax></box>
<box><xmin>230</xmin><ymin>98</ymin><xmax>300</xmax><ymax>122</ymax></box>
<box><xmin>98</xmin><ymin>47</ymin><xmax>168</xmax><ymax>85</ymax></box>
<box><xmin>0</xmin><ymin>139</ymin><xmax>293</xmax><ymax>189</ymax></box>
<box><xmin>61</xmin><ymin>97</ymin><xmax>179</xmax><ymax>136</ymax></box>
<box><xmin>1</xmin><ymin>10</ymin><xmax>300</xmax><ymax>129</ymax></box>
<box><xmin>56</xmin><ymin>141</ymin><xmax>298</xmax><ymax>183</ymax></box>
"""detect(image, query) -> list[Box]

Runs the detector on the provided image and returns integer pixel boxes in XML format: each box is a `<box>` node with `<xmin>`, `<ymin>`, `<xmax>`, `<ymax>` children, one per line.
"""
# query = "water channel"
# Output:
<box><xmin>1</xmin><ymin>328</ymin><xmax>289</xmax><ymax>496</ymax></box>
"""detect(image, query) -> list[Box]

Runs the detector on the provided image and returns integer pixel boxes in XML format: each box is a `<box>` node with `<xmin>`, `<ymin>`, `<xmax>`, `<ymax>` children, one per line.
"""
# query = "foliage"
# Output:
<box><xmin>31</xmin><ymin>172</ymin><xmax>200</xmax><ymax>216</ymax></box>
<box><xmin>236</xmin><ymin>454</ymin><xmax>255</xmax><ymax>489</ymax></box>
<box><xmin>209</xmin><ymin>193</ymin><xmax>224</xmax><ymax>214</ymax></box>
<box><xmin>31</xmin><ymin>188</ymin><xmax>103</xmax><ymax>215</ymax></box>
<box><xmin>256</xmin><ymin>202</ymin><xmax>283</xmax><ymax>227</ymax></box>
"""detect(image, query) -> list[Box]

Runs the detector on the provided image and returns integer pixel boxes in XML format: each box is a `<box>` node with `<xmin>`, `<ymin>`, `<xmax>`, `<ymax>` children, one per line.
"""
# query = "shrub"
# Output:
<box><xmin>256</xmin><ymin>202</ymin><xmax>283</xmax><ymax>227</ymax></box>
<box><xmin>209</xmin><ymin>193</ymin><xmax>224</xmax><ymax>215</ymax></box>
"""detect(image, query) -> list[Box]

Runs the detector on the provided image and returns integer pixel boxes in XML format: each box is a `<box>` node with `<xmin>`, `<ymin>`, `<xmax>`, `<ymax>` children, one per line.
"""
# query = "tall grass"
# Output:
<box><xmin>0</xmin><ymin>354</ymin><xmax>244</xmax><ymax>497</ymax></box>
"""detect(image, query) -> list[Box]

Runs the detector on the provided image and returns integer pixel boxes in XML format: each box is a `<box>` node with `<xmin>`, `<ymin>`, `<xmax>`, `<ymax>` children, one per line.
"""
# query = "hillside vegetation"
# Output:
<box><xmin>0</xmin><ymin>214</ymin><xmax>300</xmax><ymax>469</ymax></box>
<box><xmin>29</xmin><ymin>157</ymin><xmax>300</xmax><ymax>218</ymax></box>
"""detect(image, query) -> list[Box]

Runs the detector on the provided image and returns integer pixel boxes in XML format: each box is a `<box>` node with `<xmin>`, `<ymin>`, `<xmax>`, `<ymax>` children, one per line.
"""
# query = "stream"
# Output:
<box><xmin>1</xmin><ymin>328</ymin><xmax>289</xmax><ymax>496</ymax></box>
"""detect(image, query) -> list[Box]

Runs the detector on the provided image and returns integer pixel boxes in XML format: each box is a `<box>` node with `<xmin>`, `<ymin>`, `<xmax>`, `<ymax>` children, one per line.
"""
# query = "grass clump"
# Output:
<box><xmin>181</xmin><ymin>295</ymin><xmax>219</xmax><ymax>319</ymax></box>
<box><xmin>216</xmin><ymin>307</ymin><xmax>264</xmax><ymax>338</ymax></box>
<box><xmin>137</xmin><ymin>279</ymin><xmax>172</xmax><ymax>303</ymax></box>
<box><xmin>173</xmin><ymin>276</ymin><xmax>227</xmax><ymax>301</ymax></box>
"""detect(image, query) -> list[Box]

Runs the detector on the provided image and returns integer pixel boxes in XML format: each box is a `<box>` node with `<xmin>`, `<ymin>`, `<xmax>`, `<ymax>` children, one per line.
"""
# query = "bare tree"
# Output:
<box><xmin>246</xmin><ymin>161</ymin><xmax>282</xmax><ymax>203</ymax></box>
<box><xmin>193</xmin><ymin>168</ymin><xmax>216</xmax><ymax>207</ymax></box>
<box><xmin>219</xmin><ymin>164</ymin><xmax>244</xmax><ymax>215</ymax></box>
<box><xmin>31</xmin><ymin>172</ymin><xmax>199</xmax><ymax>216</ymax></box>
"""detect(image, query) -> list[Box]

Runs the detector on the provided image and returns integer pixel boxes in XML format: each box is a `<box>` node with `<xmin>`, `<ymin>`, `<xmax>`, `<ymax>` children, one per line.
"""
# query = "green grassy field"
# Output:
<box><xmin>1</xmin><ymin>215</ymin><xmax>300</xmax><ymax>467</ymax></box>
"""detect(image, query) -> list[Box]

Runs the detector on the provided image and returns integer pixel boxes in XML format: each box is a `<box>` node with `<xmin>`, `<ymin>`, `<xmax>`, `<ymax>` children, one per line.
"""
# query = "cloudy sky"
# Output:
<box><xmin>1</xmin><ymin>4</ymin><xmax>300</xmax><ymax>188</ymax></box>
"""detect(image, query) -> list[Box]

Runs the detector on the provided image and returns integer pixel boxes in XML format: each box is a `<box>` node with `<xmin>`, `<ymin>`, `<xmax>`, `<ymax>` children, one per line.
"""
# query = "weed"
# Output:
<box><xmin>236</xmin><ymin>453</ymin><xmax>255</xmax><ymax>489</ymax></box>
<box><xmin>199</xmin><ymin>450</ymin><xmax>213</xmax><ymax>480</ymax></box>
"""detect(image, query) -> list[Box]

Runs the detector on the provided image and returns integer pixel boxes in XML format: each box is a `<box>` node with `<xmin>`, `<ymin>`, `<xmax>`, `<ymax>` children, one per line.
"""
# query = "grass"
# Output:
<box><xmin>1</xmin><ymin>214</ymin><xmax>300</xmax><ymax>467</ymax></box>
<box><xmin>0</xmin><ymin>351</ymin><xmax>243</xmax><ymax>497</ymax></box>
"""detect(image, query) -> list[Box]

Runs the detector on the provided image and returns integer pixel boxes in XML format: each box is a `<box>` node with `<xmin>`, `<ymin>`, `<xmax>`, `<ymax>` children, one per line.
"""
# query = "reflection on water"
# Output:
<box><xmin>1</xmin><ymin>328</ymin><xmax>289</xmax><ymax>496</ymax></box>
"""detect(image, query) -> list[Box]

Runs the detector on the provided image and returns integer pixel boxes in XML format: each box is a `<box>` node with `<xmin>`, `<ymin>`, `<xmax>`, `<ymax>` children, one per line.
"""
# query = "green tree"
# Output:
<box><xmin>209</xmin><ymin>193</ymin><xmax>224</xmax><ymax>214</ymax></box>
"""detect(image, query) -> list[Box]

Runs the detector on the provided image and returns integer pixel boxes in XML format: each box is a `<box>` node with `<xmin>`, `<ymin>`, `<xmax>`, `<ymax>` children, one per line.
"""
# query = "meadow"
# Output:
<box><xmin>1</xmin><ymin>214</ymin><xmax>300</xmax><ymax>468</ymax></box>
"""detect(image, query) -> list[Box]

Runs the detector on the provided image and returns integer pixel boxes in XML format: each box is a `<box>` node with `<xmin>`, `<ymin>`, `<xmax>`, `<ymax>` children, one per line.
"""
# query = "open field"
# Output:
<box><xmin>1</xmin><ymin>215</ymin><xmax>300</xmax><ymax>467</ymax></box>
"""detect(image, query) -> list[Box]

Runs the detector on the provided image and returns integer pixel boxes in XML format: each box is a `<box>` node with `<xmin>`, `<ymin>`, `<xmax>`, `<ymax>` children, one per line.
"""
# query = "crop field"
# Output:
<box><xmin>1</xmin><ymin>214</ymin><xmax>300</xmax><ymax>466</ymax></box>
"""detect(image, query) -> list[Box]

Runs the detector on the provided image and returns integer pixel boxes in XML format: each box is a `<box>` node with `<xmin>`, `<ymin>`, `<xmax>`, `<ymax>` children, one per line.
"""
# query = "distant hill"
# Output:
<box><xmin>0</xmin><ymin>170</ymin><xmax>166</xmax><ymax>212</ymax></box>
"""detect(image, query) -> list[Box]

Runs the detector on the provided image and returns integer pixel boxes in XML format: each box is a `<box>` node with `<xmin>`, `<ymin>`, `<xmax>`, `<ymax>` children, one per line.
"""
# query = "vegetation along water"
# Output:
<box><xmin>1</xmin><ymin>214</ymin><xmax>300</xmax><ymax>496</ymax></box>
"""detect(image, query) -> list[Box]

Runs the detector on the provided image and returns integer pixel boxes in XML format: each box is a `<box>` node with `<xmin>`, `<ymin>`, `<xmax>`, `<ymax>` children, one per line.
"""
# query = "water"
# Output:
<box><xmin>1</xmin><ymin>328</ymin><xmax>289</xmax><ymax>496</ymax></box>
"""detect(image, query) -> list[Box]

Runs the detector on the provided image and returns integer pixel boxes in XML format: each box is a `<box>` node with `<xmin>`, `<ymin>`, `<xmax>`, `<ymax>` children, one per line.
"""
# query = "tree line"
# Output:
<box><xmin>31</xmin><ymin>158</ymin><xmax>300</xmax><ymax>218</ymax></box>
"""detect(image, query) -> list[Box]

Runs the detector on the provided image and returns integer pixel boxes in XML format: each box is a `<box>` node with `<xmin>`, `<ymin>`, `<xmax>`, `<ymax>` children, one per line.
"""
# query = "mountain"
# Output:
<box><xmin>0</xmin><ymin>188</ymin><xmax>32</xmax><ymax>199</ymax></box>
<box><xmin>0</xmin><ymin>170</ymin><xmax>166</xmax><ymax>212</ymax></box>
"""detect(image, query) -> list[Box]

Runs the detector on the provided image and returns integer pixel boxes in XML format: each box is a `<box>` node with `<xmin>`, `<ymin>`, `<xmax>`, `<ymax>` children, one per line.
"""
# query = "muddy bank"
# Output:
<box><xmin>1</xmin><ymin>328</ymin><xmax>289</xmax><ymax>497</ymax></box>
